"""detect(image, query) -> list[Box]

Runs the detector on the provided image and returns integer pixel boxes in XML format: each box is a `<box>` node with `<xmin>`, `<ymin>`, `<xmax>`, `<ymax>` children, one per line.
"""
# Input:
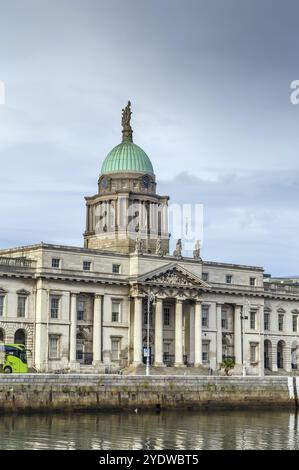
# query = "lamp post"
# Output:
<box><xmin>146</xmin><ymin>289</ymin><xmax>155</xmax><ymax>377</ymax></box>
<box><xmin>240</xmin><ymin>300</ymin><xmax>249</xmax><ymax>377</ymax></box>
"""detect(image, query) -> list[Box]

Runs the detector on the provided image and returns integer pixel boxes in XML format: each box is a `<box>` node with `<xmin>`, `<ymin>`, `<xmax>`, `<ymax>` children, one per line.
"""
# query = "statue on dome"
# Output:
<box><xmin>121</xmin><ymin>101</ymin><xmax>132</xmax><ymax>130</ymax></box>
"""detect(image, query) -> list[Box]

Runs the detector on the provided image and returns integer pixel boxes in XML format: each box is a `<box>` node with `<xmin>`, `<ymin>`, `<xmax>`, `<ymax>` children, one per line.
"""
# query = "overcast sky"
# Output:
<box><xmin>0</xmin><ymin>0</ymin><xmax>299</xmax><ymax>275</ymax></box>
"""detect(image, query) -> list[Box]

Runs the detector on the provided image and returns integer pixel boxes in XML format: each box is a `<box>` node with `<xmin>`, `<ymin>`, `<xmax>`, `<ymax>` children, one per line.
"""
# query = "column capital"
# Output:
<box><xmin>94</xmin><ymin>293</ymin><xmax>103</xmax><ymax>300</ymax></box>
<box><xmin>175</xmin><ymin>298</ymin><xmax>184</xmax><ymax>304</ymax></box>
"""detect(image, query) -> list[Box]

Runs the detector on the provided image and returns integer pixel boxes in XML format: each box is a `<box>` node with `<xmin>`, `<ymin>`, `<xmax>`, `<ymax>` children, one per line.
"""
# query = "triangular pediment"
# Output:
<box><xmin>136</xmin><ymin>263</ymin><xmax>210</xmax><ymax>289</ymax></box>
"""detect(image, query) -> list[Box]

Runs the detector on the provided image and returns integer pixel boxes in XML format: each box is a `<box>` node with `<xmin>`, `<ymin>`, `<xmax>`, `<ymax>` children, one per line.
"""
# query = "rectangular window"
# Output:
<box><xmin>202</xmin><ymin>306</ymin><xmax>209</xmax><ymax>327</ymax></box>
<box><xmin>0</xmin><ymin>295</ymin><xmax>4</xmax><ymax>316</ymax></box>
<box><xmin>250</xmin><ymin>311</ymin><xmax>256</xmax><ymax>330</ymax></box>
<box><xmin>83</xmin><ymin>261</ymin><xmax>91</xmax><ymax>271</ymax></box>
<box><xmin>202</xmin><ymin>272</ymin><xmax>209</xmax><ymax>282</ymax></box>
<box><xmin>17</xmin><ymin>296</ymin><xmax>27</xmax><ymax>318</ymax></box>
<box><xmin>50</xmin><ymin>296</ymin><xmax>60</xmax><ymax>319</ymax></box>
<box><xmin>226</xmin><ymin>275</ymin><xmax>232</xmax><ymax>284</ymax></box>
<box><xmin>221</xmin><ymin>310</ymin><xmax>228</xmax><ymax>329</ymax></box>
<box><xmin>250</xmin><ymin>344</ymin><xmax>257</xmax><ymax>364</ymax></box>
<box><xmin>202</xmin><ymin>342</ymin><xmax>209</xmax><ymax>362</ymax></box>
<box><xmin>112</xmin><ymin>264</ymin><xmax>120</xmax><ymax>274</ymax></box>
<box><xmin>49</xmin><ymin>335</ymin><xmax>60</xmax><ymax>359</ymax></box>
<box><xmin>111</xmin><ymin>339</ymin><xmax>120</xmax><ymax>361</ymax></box>
<box><xmin>250</xmin><ymin>277</ymin><xmax>256</xmax><ymax>286</ymax></box>
<box><xmin>163</xmin><ymin>307</ymin><xmax>170</xmax><ymax>326</ymax></box>
<box><xmin>264</xmin><ymin>313</ymin><xmax>270</xmax><ymax>331</ymax></box>
<box><xmin>278</xmin><ymin>314</ymin><xmax>284</xmax><ymax>331</ymax></box>
<box><xmin>221</xmin><ymin>318</ymin><xmax>228</xmax><ymax>329</ymax></box>
<box><xmin>112</xmin><ymin>302</ymin><xmax>120</xmax><ymax>322</ymax></box>
<box><xmin>77</xmin><ymin>298</ymin><xmax>85</xmax><ymax>321</ymax></box>
<box><xmin>51</xmin><ymin>258</ymin><xmax>60</xmax><ymax>268</ymax></box>
<box><xmin>293</xmin><ymin>315</ymin><xmax>298</xmax><ymax>333</ymax></box>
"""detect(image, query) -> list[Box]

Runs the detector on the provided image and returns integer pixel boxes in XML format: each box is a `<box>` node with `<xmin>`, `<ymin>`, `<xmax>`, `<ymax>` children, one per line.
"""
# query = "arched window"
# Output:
<box><xmin>0</xmin><ymin>328</ymin><xmax>5</xmax><ymax>342</ymax></box>
<box><xmin>14</xmin><ymin>329</ymin><xmax>26</xmax><ymax>345</ymax></box>
<box><xmin>277</xmin><ymin>340</ymin><xmax>286</xmax><ymax>369</ymax></box>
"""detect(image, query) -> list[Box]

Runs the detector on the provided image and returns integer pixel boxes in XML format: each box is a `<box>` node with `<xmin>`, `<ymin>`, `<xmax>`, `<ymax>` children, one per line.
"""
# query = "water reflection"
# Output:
<box><xmin>0</xmin><ymin>410</ymin><xmax>298</xmax><ymax>450</ymax></box>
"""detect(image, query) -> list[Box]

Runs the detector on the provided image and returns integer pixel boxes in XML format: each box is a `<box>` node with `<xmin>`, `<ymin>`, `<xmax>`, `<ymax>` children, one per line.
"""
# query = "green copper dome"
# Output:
<box><xmin>101</xmin><ymin>140</ymin><xmax>154</xmax><ymax>175</ymax></box>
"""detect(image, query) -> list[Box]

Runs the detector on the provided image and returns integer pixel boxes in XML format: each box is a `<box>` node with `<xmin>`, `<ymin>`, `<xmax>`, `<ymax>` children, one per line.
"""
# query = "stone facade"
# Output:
<box><xmin>0</xmin><ymin>106</ymin><xmax>298</xmax><ymax>375</ymax></box>
<box><xmin>0</xmin><ymin>243</ymin><xmax>298</xmax><ymax>375</ymax></box>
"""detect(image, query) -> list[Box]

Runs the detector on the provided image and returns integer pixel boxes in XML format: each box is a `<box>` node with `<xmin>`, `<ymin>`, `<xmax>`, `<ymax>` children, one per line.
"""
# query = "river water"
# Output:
<box><xmin>0</xmin><ymin>410</ymin><xmax>298</xmax><ymax>450</ymax></box>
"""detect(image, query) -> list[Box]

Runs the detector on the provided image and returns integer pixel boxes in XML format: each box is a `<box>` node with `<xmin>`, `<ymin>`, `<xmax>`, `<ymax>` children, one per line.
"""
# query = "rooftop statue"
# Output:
<box><xmin>193</xmin><ymin>240</ymin><xmax>201</xmax><ymax>260</ymax></box>
<box><xmin>173</xmin><ymin>239</ymin><xmax>182</xmax><ymax>258</ymax></box>
<box><xmin>121</xmin><ymin>101</ymin><xmax>133</xmax><ymax>142</ymax></box>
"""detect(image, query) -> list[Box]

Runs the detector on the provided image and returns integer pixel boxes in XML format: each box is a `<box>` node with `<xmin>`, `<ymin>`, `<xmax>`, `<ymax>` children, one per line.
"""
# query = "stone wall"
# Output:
<box><xmin>0</xmin><ymin>375</ymin><xmax>297</xmax><ymax>413</ymax></box>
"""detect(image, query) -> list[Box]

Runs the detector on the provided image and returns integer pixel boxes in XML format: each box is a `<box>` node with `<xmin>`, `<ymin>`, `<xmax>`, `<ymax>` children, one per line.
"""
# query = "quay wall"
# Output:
<box><xmin>0</xmin><ymin>375</ymin><xmax>297</xmax><ymax>413</ymax></box>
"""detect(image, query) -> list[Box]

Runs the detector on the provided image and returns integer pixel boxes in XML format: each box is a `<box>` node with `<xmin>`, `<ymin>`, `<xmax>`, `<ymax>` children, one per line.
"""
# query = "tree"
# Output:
<box><xmin>220</xmin><ymin>358</ymin><xmax>235</xmax><ymax>376</ymax></box>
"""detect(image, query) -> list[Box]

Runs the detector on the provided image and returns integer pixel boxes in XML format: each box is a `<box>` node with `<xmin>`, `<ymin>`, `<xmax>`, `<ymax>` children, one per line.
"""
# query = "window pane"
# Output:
<box><xmin>202</xmin><ymin>307</ymin><xmax>209</xmax><ymax>327</ymax></box>
<box><xmin>202</xmin><ymin>342</ymin><xmax>209</xmax><ymax>362</ymax></box>
<box><xmin>111</xmin><ymin>340</ymin><xmax>120</xmax><ymax>360</ymax></box>
<box><xmin>50</xmin><ymin>297</ymin><xmax>59</xmax><ymax>319</ymax></box>
<box><xmin>49</xmin><ymin>336</ymin><xmax>59</xmax><ymax>359</ymax></box>
<box><xmin>250</xmin><ymin>345</ymin><xmax>256</xmax><ymax>363</ymax></box>
<box><xmin>112</xmin><ymin>264</ymin><xmax>120</xmax><ymax>273</ymax></box>
<box><xmin>293</xmin><ymin>316</ymin><xmax>298</xmax><ymax>332</ymax></box>
<box><xmin>112</xmin><ymin>302</ymin><xmax>119</xmax><ymax>322</ymax></box>
<box><xmin>264</xmin><ymin>313</ymin><xmax>270</xmax><ymax>330</ymax></box>
<box><xmin>83</xmin><ymin>261</ymin><xmax>91</xmax><ymax>271</ymax></box>
<box><xmin>278</xmin><ymin>314</ymin><xmax>284</xmax><ymax>331</ymax></box>
<box><xmin>250</xmin><ymin>312</ymin><xmax>256</xmax><ymax>329</ymax></box>
<box><xmin>163</xmin><ymin>307</ymin><xmax>170</xmax><ymax>326</ymax></box>
<box><xmin>17</xmin><ymin>296</ymin><xmax>26</xmax><ymax>317</ymax></box>
<box><xmin>77</xmin><ymin>299</ymin><xmax>85</xmax><ymax>321</ymax></box>
<box><xmin>0</xmin><ymin>295</ymin><xmax>4</xmax><ymax>316</ymax></box>
<box><xmin>52</xmin><ymin>258</ymin><xmax>60</xmax><ymax>268</ymax></box>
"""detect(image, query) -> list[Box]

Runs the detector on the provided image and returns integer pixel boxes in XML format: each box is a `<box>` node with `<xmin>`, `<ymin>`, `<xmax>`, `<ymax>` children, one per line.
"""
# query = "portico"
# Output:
<box><xmin>130</xmin><ymin>264</ymin><xmax>209</xmax><ymax>368</ymax></box>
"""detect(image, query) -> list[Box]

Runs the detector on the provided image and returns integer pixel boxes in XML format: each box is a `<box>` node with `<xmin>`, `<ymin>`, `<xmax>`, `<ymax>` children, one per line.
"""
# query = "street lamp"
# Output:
<box><xmin>240</xmin><ymin>302</ymin><xmax>248</xmax><ymax>377</ymax></box>
<box><xmin>146</xmin><ymin>289</ymin><xmax>156</xmax><ymax>377</ymax></box>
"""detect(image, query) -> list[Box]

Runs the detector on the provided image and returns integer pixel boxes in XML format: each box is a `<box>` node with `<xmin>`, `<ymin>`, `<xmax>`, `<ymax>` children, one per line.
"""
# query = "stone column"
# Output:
<box><xmin>272</xmin><ymin>342</ymin><xmax>278</xmax><ymax>372</ymax></box>
<box><xmin>234</xmin><ymin>305</ymin><xmax>242</xmax><ymax>365</ymax></box>
<box><xmin>285</xmin><ymin>344</ymin><xmax>292</xmax><ymax>372</ymax></box>
<box><xmin>154</xmin><ymin>298</ymin><xmax>164</xmax><ymax>366</ymax></box>
<box><xmin>194</xmin><ymin>301</ymin><xmax>202</xmax><ymax>367</ymax></box>
<box><xmin>216</xmin><ymin>303</ymin><xmax>223</xmax><ymax>366</ymax></box>
<box><xmin>133</xmin><ymin>297</ymin><xmax>143</xmax><ymax>365</ymax></box>
<box><xmin>69</xmin><ymin>293</ymin><xmax>77</xmax><ymax>364</ymax></box>
<box><xmin>175</xmin><ymin>298</ymin><xmax>184</xmax><ymax>367</ymax></box>
<box><xmin>258</xmin><ymin>306</ymin><xmax>264</xmax><ymax>376</ymax></box>
<box><xmin>35</xmin><ymin>278</ymin><xmax>48</xmax><ymax>371</ymax></box>
<box><xmin>189</xmin><ymin>303</ymin><xmax>195</xmax><ymax>364</ymax></box>
<box><xmin>93</xmin><ymin>294</ymin><xmax>102</xmax><ymax>365</ymax></box>
<box><xmin>259</xmin><ymin>338</ymin><xmax>265</xmax><ymax>376</ymax></box>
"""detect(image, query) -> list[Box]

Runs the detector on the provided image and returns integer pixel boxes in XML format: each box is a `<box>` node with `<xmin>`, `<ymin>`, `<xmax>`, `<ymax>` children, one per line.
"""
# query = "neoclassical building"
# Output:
<box><xmin>0</xmin><ymin>102</ymin><xmax>298</xmax><ymax>375</ymax></box>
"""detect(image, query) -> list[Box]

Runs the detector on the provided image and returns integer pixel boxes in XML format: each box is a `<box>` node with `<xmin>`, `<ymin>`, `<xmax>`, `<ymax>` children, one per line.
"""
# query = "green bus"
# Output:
<box><xmin>0</xmin><ymin>344</ymin><xmax>28</xmax><ymax>373</ymax></box>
